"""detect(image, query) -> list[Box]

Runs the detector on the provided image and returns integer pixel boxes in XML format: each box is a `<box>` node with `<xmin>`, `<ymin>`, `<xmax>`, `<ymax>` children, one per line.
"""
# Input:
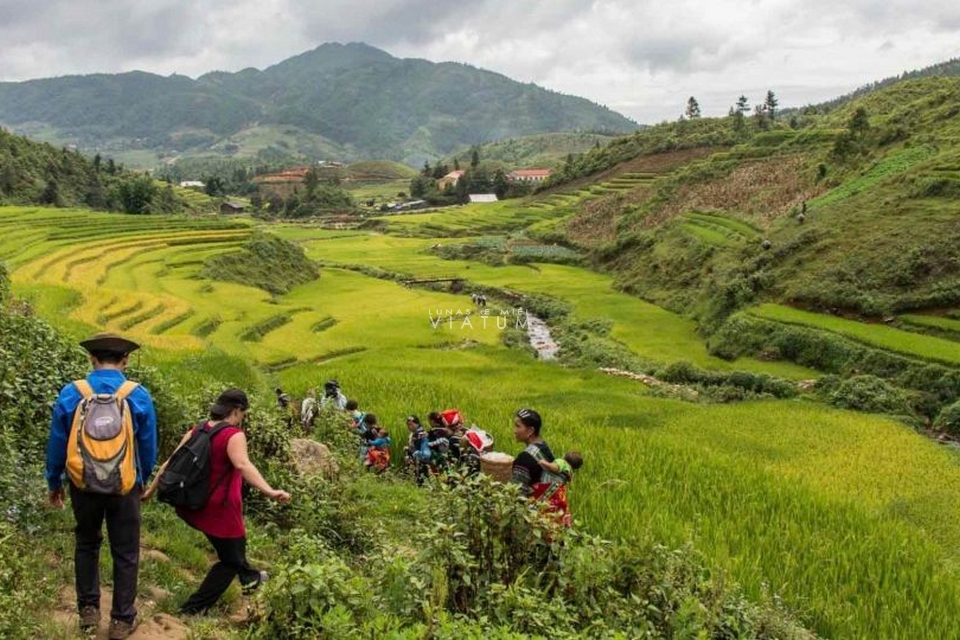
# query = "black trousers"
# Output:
<box><xmin>69</xmin><ymin>484</ymin><xmax>141</xmax><ymax>623</ymax></box>
<box><xmin>180</xmin><ymin>534</ymin><xmax>261</xmax><ymax>614</ymax></box>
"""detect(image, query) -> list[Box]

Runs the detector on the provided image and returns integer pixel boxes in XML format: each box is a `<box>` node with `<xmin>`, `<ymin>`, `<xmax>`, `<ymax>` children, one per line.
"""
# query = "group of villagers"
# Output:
<box><xmin>296</xmin><ymin>382</ymin><xmax>586</xmax><ymax>526</ymax></box>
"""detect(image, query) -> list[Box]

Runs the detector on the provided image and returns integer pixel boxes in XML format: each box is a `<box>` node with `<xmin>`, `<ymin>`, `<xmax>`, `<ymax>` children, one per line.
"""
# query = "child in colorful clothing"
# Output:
<box><xmin>364</xmin><ymin>426</ymin><xmax>392</xmax><ymax>473</ymax></box>
<box><xmin>404</xmin><ymin>416</ymin><xmax>430</xmax><ymax>484</ymax></box>
<box><xmin>357</xmin><ymin>412</ymin><xmax>378</xmax><ymax>461</ymax></box>
<box><xmin>538</xmin><ymin>451</ymin><xmax>583</xmax><ymax>485</ymax></box>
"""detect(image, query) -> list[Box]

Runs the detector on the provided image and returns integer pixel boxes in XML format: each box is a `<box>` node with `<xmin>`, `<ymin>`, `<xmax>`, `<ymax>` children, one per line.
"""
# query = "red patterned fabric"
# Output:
<box><xmin>531</xmin><ymin>481</ymin><xmax>571</xmax><ymax>528</ymax></box>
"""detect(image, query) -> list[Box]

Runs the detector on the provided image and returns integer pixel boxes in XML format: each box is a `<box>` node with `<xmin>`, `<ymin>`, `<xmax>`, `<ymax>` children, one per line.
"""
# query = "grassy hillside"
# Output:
<box><xmin>460</xmin><ymin>75</ymin><xmax>960</xmax><ymax>436</ymax></box>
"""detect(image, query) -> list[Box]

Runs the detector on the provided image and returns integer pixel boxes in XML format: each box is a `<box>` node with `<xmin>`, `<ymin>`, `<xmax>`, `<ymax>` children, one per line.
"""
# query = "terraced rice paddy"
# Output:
<box><xmin>750</xmin><ymin>303</ymin><xmax>960</xmax><ymax>366</ymax></box>
<box><xmin>899</xmin><ymin>312</ymin><xmax>960</xmax><ymax>337</ymax></box>
<box><xmin>681</xmin><ymin>211</ymin><xmax>762</xmax><ymax>247</ymax></box>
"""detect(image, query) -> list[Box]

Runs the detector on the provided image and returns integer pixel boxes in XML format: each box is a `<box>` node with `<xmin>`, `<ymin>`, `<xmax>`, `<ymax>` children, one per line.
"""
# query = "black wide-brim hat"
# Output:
<box><xmin>211</xmin><ymin>388</ymin><xmax>249</xmax><ymax>416</ymax></box>
<box><xmin>79</xmin><ymin>332</ymin><xmax>140</xmax><ymax>355</ymax></box>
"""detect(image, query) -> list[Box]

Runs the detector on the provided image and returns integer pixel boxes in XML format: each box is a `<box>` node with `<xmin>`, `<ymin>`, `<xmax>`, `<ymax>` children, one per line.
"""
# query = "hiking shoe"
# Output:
<box><xmin>78</xmin><ymin>606</ymin><xmax>100</xmax><ymax>633</ymax></box>
<box><xmin>241</xmin><ymin>570</ymin><xmax>269</xmax><ymax>594</ymax></box>
<box><xmin>107</xmin><ymin>617</ymin><xmax>137</xmax><ymax>640</ymax></box>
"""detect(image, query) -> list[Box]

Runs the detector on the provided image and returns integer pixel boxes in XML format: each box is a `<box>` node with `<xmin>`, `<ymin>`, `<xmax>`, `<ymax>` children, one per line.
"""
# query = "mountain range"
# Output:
<box><xmin>0</xmin><ymin>42</ymin><xmax>637</xmax><ymax>168</ymax></box>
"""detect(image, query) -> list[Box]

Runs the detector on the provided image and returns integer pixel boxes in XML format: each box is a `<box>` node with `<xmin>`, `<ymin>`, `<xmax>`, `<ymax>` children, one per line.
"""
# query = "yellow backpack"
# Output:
<box><xmin>65</xmin><ymin>379</ymin><xmax>139</xmax><ymax>495</ymax></box>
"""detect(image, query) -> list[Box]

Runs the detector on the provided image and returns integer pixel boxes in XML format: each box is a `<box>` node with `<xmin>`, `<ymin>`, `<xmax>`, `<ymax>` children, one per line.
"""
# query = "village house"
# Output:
<box><xmin>220</xmin><ymin>201</ymin><xmax>246</xmax><ymax>215</ymax></box>
<box><xmin>468</xmin><ymin>194</ymin><xmax>498</xmax><ymax>203</ymax></box>
<box><xmin>252</xmin><ymin>167</ymin><xmax>312</xmax><ymax>199</ymax></box>
<box><xmin>179</xmin><ymin>180</ymin><xmax>205</xmax><ymax>189</ymax></box>
<box><xmin>437</xmin><ymin>169</ymin><xmax>466</xmax><ymax>191</ymax></box>
<box><xmin>507</xmin><ymin>169</ymin><xmax>552</xmax><ymax>183</ymax></box>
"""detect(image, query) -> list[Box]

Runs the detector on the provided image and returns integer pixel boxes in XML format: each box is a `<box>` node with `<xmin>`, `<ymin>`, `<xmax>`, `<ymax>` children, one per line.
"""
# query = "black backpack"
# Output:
<box><xmin>157</xmin><ymin>422</ymin><xmax>231</xmax><ymax>510</ymax></box>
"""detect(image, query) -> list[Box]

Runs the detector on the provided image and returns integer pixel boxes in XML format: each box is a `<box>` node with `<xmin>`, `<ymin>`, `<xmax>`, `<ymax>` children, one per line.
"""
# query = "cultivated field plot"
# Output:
<box><xmin>899</xmin><ymin>312</ymin><xmax>960</xmax><ymax>337</ymax></box>
<box><xmin>282</xmin><ymin>229</ymin><xmax>815</xmax><ymax>379</ymax></box>
<box><xmin>750</xmin><ymin>303</ymin><xmax>960</xmax><ymax>366</ymax></box>
<box><xmin>3</xmin><ymin>208</ymin><xmax>500</xmax><ymax>367</ymax></box>
<box><xmin>681</xmin><ymin>211</ymin><xmax>762</xmax><ymax>247</ymax></box>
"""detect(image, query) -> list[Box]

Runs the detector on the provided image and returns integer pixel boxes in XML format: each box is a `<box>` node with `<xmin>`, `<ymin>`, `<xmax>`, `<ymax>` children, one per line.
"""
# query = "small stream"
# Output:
<box><xmin>525</xmin><ymin>313</ymin><xmax>559</xmax><ymax>360</ymax></box>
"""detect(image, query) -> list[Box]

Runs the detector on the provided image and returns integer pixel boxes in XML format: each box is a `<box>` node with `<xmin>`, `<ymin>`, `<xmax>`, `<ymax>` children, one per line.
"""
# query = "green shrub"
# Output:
<box><xmin>201</xmin><ymin>231</ymin><xmax>320</xmax><ymax>295</ymax></box>
<box><xmin>710</xmin><ymin>313</ymin><xmax>960</xmax><ymax>415</ymax></box>
<box><xmin>934</xmin><ymin>401</ymin><xmax>960</xmax><ymax>434</ymax></box>
<box><xmin>829</xmin><ymin>375</ymin><xmax>913</xmax><ymax>415</ymax></box>
<box><xmin>252</xmin><ymin>539</ymin><xmax>374</xmax><ymax>640</ymax></box>
<box><xmin>0</xmin><ymin>310</ymin><xmax>87</xmax><ymax>527</ymax></box>
<box><xmin>0</xmin><ymin>262</ymin><xmax>8</xmax><ymax>305</ymax></box>
<box><xmin>656</xmin><ymin>361</ymin><xmax>798</xmax><ymax>400</ymax></box>
<box><xmin>0</xmin><ymin>521</ymin><xmax>53</xmax><ymax>639</ymax></box>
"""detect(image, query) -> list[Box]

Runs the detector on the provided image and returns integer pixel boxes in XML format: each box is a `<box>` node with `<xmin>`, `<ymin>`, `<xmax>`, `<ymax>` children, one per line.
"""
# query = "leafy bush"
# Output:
<box><xmin>0</xmin><ymin>521</ymin><xmax>54</xmax><ymax>639</ymax></box>
<box><xmin>0</xmin><ymin>309</ymin><xmax>87</xmax><ymax>526</ymax></box>
<box><xmin>711</xmin><ymin>313</ymin><xmax>960</xmax><ymax>416</ymax></box>
<box><xmin>201</xmin><ymin>231</ymin><xmax>320</xmax><ymax>295</ymax></box>
<box><xmin>934</xmin><ymin>401</ymin><xmax>960</xmax><ymax>434</ymax></box>
<box><xmin>829</xmin><ymin>375</ymin><xmax>913</xmax><ymax>415</ymax></box>
<box><xmin>252</xmin><ymin>538</ymin><xmax>374</xmax><ymax>639</ymax></box>
<box><xmin>657</xmin><ymin>361</ymin><xmax>798</xmax><ymax>400</ymax></box>
<box><xmin>0</xmin><ymin>262</ymin><xmax>8</xmax><ymax>305</ymax></box>
<box><xmin>249</xmin><ymin>473</ymin><xmax>816</xmax><ymax>639</ymax></box>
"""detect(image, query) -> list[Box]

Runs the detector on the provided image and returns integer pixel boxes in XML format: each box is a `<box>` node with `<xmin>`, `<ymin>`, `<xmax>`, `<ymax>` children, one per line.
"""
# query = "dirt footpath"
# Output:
<box><xmin>51</xmin><ymin>586</ymin><xmax>189</xmax><ymax>640</ymax></box>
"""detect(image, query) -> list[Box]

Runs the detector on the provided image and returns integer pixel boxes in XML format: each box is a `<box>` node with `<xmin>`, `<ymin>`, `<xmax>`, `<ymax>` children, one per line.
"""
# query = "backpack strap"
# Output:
<box><xmin>73</xmin><ymin>379</ymin><xmax>94</xmax><ymax>399</ymax></box>
<box><xmin>201</xmin><ymin>421</ymin><xmax>235</xmax><ymax>504</ymax></box>
<box><xmin>72</xmin><ymin>379</ymin><xmax>139</xmax><ymax>400</ymax></box>
<box><xmin>203</xmin><ymin>421</ymin><xmax>232</xmax><ymax>440</ymax></box>
<box><xmin>115</xmin><ymin>380</ymin><xmax>139</xmax><ymax>401</ymax></box>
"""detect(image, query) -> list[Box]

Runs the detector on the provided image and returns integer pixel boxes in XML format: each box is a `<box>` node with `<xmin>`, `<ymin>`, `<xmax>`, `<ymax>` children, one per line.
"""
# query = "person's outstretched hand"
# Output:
<box><xmin>267</xmin><ymin>488</ymin><xmax>291</xmax><ymax>503</ymax></box>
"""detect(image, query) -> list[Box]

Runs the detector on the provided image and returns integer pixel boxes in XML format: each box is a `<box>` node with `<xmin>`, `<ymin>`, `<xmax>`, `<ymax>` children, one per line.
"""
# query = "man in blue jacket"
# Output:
<box><xmin>46</xmin><ymin>333</ymin><xmax>157</xmax><ymax>640</ymax></box>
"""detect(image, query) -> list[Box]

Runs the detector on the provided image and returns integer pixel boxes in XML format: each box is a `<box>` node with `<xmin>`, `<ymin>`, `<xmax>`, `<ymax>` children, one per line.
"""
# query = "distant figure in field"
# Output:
<box><xmin>320</xmin><ymin>379</ymin><xmax>347</xmax><ymax>411</ymax></box>
<box><xmin>274</xmin><ymin>387</ymin><xmax>291</xmax><ymax>410</ymax></box>
<box><xmin>358</xmin><ymin>413</ymin><xmax>380</xmax><ymax>461</ymax></box>
<box><xmin>345</xmin><ymin>399</ymin><xmax>364</xmax><ymax>430</ymax></box>
<box><xmin>274</xmin><ymin>387</ymin><xmax>293</xmax><ymax>427</ymax></box>
<box><xmin>404</xmin><ymin>416</ymin><xmax>430</xmax><ymax>484</ymax></box>
<box><xmin>300</xmin><ymin>389</ymin><xmax>318</xmax><ymax>432</ymax></box>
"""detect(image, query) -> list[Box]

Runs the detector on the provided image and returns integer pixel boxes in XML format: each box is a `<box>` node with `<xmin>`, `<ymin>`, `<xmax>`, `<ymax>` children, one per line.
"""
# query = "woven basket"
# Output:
<box><xmin>480</xmin><ymin>451</ymin><xmax>514</xmax><ymax>483</ymax></box>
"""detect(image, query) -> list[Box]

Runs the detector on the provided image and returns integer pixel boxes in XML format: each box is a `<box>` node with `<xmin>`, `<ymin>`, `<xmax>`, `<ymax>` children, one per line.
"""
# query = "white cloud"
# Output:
<box><xmin>0</xmin><ymin>0</ymin><xmax>958</xmax><ymax>122</ymax></box>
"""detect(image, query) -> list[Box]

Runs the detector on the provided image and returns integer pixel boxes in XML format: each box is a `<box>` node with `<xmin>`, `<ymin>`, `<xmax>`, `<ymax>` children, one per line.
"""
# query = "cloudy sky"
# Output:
<box><xmin>1</xmin><ymin>0</ymin><xmax>958</xmax><ymax>123</ymax></box>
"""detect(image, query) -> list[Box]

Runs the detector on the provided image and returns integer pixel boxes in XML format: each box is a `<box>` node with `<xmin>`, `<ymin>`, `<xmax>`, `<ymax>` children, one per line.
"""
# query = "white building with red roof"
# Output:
<box><xmin>507</xmin><ymin>169</ymin><xmax>552</xmax><ymax>183</ymax></box>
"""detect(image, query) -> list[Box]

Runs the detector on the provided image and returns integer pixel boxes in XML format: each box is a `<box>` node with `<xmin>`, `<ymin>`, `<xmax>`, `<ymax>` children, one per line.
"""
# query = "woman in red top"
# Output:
<box><xmin>147</xmin><ymin>389</ymin><xmax>290</xmax><ymax>614</ymax></box>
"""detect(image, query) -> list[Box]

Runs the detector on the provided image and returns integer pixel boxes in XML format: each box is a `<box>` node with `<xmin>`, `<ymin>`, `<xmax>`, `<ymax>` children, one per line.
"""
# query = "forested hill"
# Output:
<box><xmin>0</xmin><ymin>42</ymin><xmax>637</xmax><ymax>166</ymax></box>
<box><xmin>0</xmin><ymin>127</ymin><xmax>186</xmax><ymax>213</ymax></box>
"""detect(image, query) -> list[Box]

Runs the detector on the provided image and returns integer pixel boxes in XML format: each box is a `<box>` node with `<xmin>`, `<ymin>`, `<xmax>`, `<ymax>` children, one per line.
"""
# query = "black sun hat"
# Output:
<box><xmin>211</xmin><ymin>388</ymin><xmax>249</xmax><ymax>416</ymax></box>
<box><xmin>79</xmin><ymin>332</ymin><xmax>140</xmax><ymax>355</ymax></box>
